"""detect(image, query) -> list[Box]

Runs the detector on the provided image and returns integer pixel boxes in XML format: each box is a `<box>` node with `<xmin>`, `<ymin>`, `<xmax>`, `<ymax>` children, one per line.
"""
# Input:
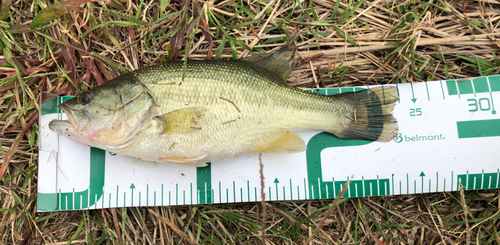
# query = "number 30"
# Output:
<box><xmin>468</xmin><ymin>98</ymin><xmax>490</xmax><ymax>112</ymax></box>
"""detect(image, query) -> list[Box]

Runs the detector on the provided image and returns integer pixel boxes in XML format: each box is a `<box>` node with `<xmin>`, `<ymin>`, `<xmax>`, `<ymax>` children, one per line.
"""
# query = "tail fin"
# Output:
<box><xmin>332</xmin><ymin>86</ymin><xmax>399</xmax><ymax>142</ymax></box>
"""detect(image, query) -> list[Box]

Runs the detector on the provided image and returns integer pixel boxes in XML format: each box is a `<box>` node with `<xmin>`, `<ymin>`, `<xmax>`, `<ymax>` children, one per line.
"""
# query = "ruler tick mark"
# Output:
<box><xmin>116</xmin><ymin>186</ymin><xmax>119</xmax><ymax>207</ymax></box>
<box><xmin>487</xmin><ymin>77</ymin><xmax>497</xmax><ymax>114</ymax></box>
<box><xmin>425</xmin><ymin>82</ymin><xmax>430</xmax><ymax>101</ymax></box>
<box><xmin>440</xmin><ymin>80</ymin><xmax>446</xmax><ymax>100</ymax></box>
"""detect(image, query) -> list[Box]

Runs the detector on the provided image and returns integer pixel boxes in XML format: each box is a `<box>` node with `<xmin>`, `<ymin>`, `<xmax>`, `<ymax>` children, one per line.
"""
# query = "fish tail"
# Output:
<box><xmin>330</xmin><ymin>86</ymin><xmax>399</xmax><ymax>142</ymax></box>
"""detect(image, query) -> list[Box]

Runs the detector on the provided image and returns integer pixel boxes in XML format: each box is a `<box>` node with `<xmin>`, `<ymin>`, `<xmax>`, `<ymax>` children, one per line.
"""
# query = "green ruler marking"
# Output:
<box><xmin>487</xmin><ymin>77</ymin><xmax>497</xmax><ymax>114</ymax></box>
<box><xmin>473</xmin><ymin>77</ymin><xmax>490</xmax><ymax>93</ymax></box>
<box><xmin>307</xmin><ymin>132</ymin><xmax>391</xmax><ymax>199</ymax></box>
<box><xmin>40</xmin><ymin>98</ymin><xmax>58</xmax><ymax>116</ymax></box>
<box><xmin>196</xmin><ymin>163</ymin><xmax>212</xmax><ymax>204</ymax></box>
<box><xmin>439</xmin><ymin>81</ymin><xmax>446</xmax><ymax>99</ymax></box>
<box><xmin>457</xmin><ymin>170</ymin><xmax>499</xmax><ymax>190</ymax></box>
<box><xmin>247</xmin><ymin>181</ymin><xmax>250</xmax><ymax>201</ymax></box>
<box><xmin>406</xmin><ymin>173</ymin><xmax>409</xmax><ymax>194</ymax></box>
<box><xmin>130</xmin><ymin>184</ymin><xmax>135</xmax><ymax>206</ymax></box>
<box><xmin>447</xmin><ymin>76</ymin><xmax>500</xmax><ymax>96</ymax></box>
<box><xmin>420</xmin><ymin>172</ymin><xmax>425</xmax><ymax>194</ymax></box>
<box><xmin>458</xmin><ymin>80</ymin><xmax>474</xmax><ymax>94</ymax></box>
<box><xmin>436</xmin><ymin>172</ymin><xmax>439</xmax><ymax>192</ymax></box>
<box><xmin>274</xmin><ymin>178</ymin><xmax>279</xmax><ymax>201</ymax></box>
<box><xmin>446</xmin><ymin>79</ymin><xmax>460</xmax><ymax>95</ymax></box>
<box><xmin>457</xmin><ymin>119</ymin><xmax>500</xmax><ymax>138</ymax></box>
<box><xmin>490</xmin><ymin>76</ymin><xmax>500</xmax><ymax>91</ymax></box>
<box><xmin>410</xmin><ymin>83</ymin><xmax>417</xmax><ymax>103</ymax></box>
<box><xmin>38</xmin><ymin>148</ymin><xmax>106</xmax><ymax>211</ymax></box>
<box><xmin>233</xmin><ymin>181</ymin><xmax>236</xmax><ymax>202</ymax></box>
<box><xmin>425</xmin><ymin>82</ymin><xmax>430</xmax><ymax>101</ymax></box>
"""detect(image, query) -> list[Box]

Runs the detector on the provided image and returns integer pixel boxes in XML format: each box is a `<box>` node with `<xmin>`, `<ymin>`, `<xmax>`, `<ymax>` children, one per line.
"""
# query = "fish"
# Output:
<box><xmin>49</xmin><ymin>37</ymin><xmax>399</xmax><ymax>167</ymax></box>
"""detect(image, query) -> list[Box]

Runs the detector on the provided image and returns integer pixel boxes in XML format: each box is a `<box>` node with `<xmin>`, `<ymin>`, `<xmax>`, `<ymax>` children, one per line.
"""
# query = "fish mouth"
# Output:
<box><xmin>59</xmin><ymin>104</ymin><xmax>79</xmax><ymax>130</ymax></box>
<box><xmin>48</xmin><ymin>104</ymin><xmax>87</xmax><ymax>133</ymax></box>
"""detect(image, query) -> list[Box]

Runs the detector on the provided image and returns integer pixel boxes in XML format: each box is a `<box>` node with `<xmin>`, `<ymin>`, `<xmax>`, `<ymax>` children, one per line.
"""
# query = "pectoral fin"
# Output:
<box><xmin>255</xmin><ymin>131</ymin><xmax>306</xmax><ymax>154</ymax></box>
<box><xmin>157</xmin><ymin>107</ymin><xmax>208</xmax><ymax>134</ymax></box>
<box><xmin>159</xmin><ymin>154</ymin><xmax>208</xmax><ymax>167</ymax></box>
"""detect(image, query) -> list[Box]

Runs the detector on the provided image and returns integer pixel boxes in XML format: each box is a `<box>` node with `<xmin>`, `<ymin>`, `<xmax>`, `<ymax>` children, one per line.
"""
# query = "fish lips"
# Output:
<box><xmin>49</xmin><ymin>104</ymin><xmax>89</xmax><ymax>133</ymax></box>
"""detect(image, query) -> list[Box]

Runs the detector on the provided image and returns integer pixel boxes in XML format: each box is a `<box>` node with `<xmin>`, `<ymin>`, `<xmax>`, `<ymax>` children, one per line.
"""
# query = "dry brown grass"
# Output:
<box><xmin>1</xmin><ymin>0</ymin><xmax>500</xmax><ymax>244</ymax></box>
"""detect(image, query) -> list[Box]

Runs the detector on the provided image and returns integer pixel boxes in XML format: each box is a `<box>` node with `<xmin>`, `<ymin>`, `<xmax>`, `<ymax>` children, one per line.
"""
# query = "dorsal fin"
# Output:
<box><xmin>241</xmin><ymin>32</ymin><xmax>300</xmax><ymax>84</ymax></box>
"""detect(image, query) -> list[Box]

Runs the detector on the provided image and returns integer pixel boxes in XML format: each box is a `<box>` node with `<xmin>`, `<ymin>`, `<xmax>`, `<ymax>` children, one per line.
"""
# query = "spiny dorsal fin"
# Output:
<box><xmin>241</xmin><ymin>32</ymin><xmax>300</xmax><ymax>83</ymax></box>
<box><xmin>156</xmin><ymin>107</ymin><xmax>208</xmax><ymax>134</ymax></box>
<box><xmin>254</xmin><ymin>131</ymin><xmax>306</xmax><ymax>154</ymax></box>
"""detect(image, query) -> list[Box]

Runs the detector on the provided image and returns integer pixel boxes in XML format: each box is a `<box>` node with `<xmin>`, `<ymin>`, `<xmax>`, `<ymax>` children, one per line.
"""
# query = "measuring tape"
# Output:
<box><xmin>37</xmin><ymin>75</ymin><xmax>500</xmax><ymax>211</ymax></box>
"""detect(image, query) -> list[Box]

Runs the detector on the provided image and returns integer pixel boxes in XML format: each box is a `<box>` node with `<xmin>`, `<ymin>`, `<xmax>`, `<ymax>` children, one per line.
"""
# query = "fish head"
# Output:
<box><xmin>49</xmin><ymin>80</ymin><xmax>152</xmax><ymax>150</ymax></box>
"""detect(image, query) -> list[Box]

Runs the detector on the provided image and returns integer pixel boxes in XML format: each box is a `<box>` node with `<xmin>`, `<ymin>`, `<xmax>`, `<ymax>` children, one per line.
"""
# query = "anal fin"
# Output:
<box><xmin>255</xmin><ymin>131</ymin><xmax>306</xmax><ymax>154</ymax></box>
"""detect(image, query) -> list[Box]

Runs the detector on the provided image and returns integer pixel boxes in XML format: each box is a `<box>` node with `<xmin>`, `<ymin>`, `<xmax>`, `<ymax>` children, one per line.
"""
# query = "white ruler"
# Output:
<box><xmin>37</xmin><ymin>75</ymin><xmax>500</xmax><ymax>211</ymax></box>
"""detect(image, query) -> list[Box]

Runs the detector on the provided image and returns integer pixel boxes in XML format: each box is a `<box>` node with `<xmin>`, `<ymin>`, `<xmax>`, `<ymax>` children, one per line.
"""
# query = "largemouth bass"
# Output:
<box><xmin>49</xmin><ymin>39</ymin><xmax>398</xmax><ymax>166</ymax></box>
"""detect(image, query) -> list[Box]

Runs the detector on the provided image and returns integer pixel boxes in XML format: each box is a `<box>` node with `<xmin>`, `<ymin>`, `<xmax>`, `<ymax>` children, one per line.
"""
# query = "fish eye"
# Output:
<box><xmin>80</xmin><ymin>93</ymin><xmax>92</xmax><ymax>105</ymax></box>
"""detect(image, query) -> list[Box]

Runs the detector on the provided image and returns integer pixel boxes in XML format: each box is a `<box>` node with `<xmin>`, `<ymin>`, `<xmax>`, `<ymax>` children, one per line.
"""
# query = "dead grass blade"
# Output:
<box><xmin>148</xmin><ymin>209</ymin><xmax>199</xmax><ymax>245</ymax></box>
<box><xmin>30</xmin><ymin>0</ymin><xmax>106</xmax><ymax>29</ymax></box>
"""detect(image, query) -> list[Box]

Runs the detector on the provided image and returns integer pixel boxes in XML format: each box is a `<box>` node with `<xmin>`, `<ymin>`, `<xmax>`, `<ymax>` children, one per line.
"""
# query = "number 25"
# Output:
<box><xmin>410</xmin><ymin>108</ymin><xmax>422</xmax><ymax>116</ymax></box>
